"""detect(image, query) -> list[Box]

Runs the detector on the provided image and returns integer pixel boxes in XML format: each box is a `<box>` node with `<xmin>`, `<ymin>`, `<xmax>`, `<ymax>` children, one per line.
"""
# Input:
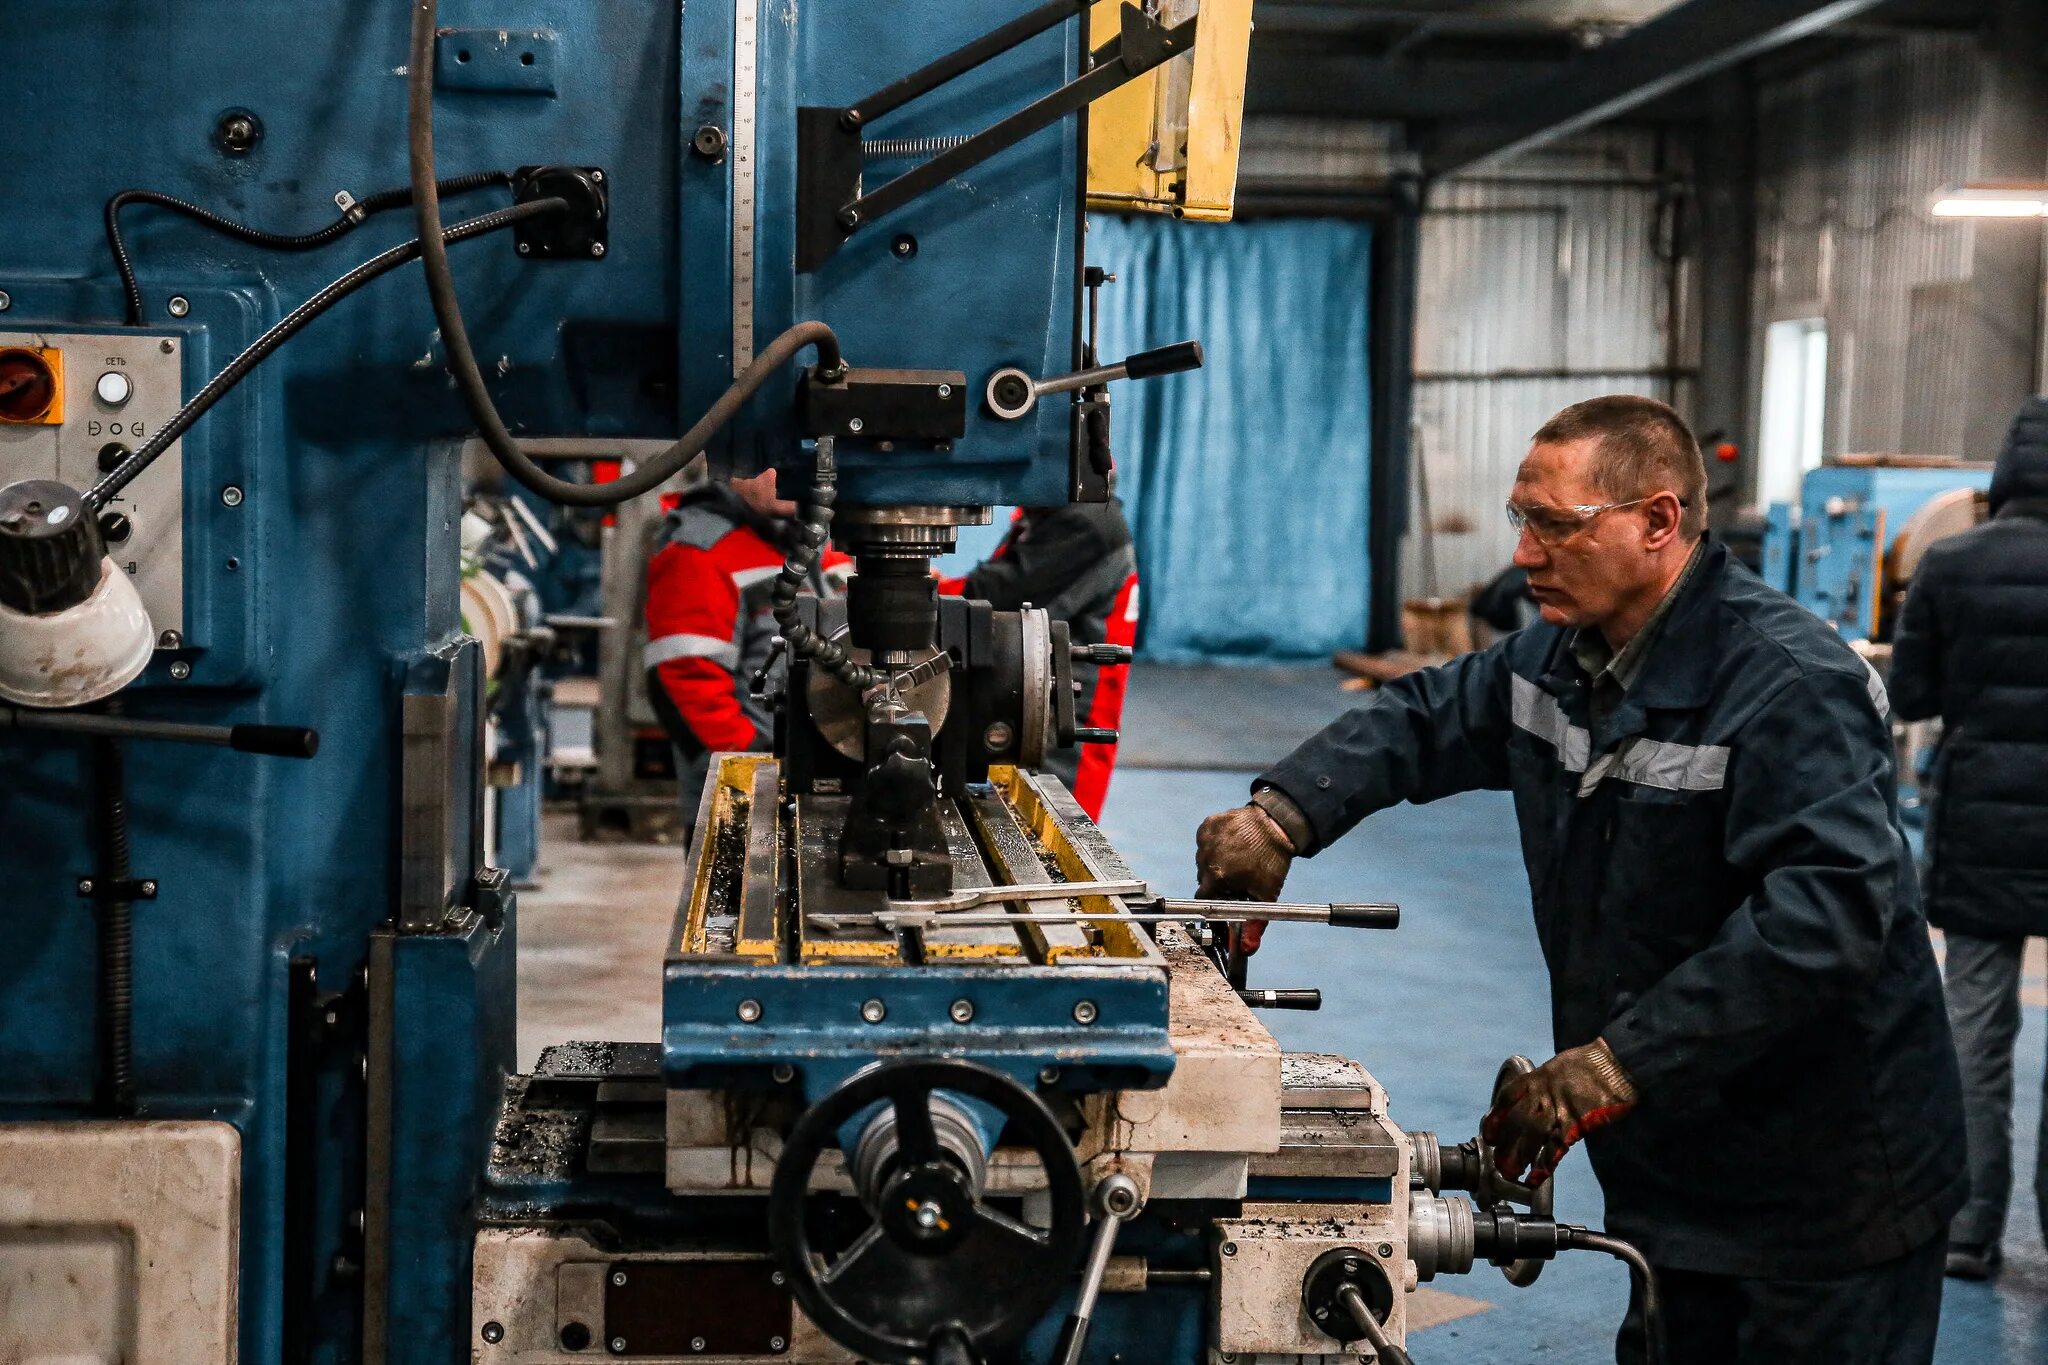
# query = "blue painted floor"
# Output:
<box><xmin>1098</xmin><ymin>765</ymin><xmax>2048</xmax><ymax>1364</ymax></box>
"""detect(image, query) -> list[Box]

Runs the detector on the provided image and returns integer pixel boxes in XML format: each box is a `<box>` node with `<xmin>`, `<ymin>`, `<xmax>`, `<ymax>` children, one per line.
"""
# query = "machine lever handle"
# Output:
<box><xmin>1121</xmin><ymin>339</ymin><xmax>1203</xmax><ymax>380</ymax></box>
<box><xmin>1071</xmin><ymin>642</ymin><xmax>1133</xmax><ymax>666</ymax></box>
<box><xmin>1329</xmin><ymin>903</ymin><xmax>1402</xmax><ymax>930</ymax></box>
<box><xmin>1053</xmin><ymin>1173</ymin><xmax>1142</xmax><ymax>1365</ymax></box>
<box><xmin>1237</xmin><ymin>988</ymin><xmax>1322</xmax><ymax>1010</ymax></box>
<box><xmin>1073</xmin><ymin>726</ymin><xmax>1119</xmax><ymax>745</ymax></box>
<box><xmin>229</xmin><ymin>724</ymin><xmax>322</xmax><ymax>759</ymax></box>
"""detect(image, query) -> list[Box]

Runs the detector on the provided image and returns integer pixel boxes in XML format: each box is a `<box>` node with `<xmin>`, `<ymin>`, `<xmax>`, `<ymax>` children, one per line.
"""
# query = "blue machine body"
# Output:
<box><xmin>1762</xmin><ymin>463</ymin><xmax>1994</xmax><ymax>641</ymax></box>
<box><xmin>0</xmin><ymin>2</ymin><xmax>1089</xmax><ymax>1361</ymax></box>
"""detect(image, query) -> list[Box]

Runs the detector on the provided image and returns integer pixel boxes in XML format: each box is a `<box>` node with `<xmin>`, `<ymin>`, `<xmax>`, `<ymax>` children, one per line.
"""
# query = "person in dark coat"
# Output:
<box><xmin>1197</xmin><ymin>396</ymin><xmax>1964</xmax><ymax>1365</ymax></box>
<box><xmin>1889</xmin><ymin>394</ymin><xmax>2048</xmax><ymax>1281</ymax></box>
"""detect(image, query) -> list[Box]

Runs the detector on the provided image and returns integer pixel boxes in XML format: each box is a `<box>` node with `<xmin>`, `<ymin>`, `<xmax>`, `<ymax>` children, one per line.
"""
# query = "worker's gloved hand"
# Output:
<box><xmin>1195</xmin><ymin>802</ymin><xmax>1296</xmax><ymax>953</ymax></box>
<box><xmin>1481</xmin><ymin>1038</ymin><xmax>1639</xmax><ymax>1187</ymax></box>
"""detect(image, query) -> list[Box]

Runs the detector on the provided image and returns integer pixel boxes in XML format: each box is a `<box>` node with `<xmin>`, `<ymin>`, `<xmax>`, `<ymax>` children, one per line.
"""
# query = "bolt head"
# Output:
<box><xmin>1222</xmin><ymin>1242</ymin><xmax>1237</xmax><ymax>1256</ymax></box>
<box><xmin>158</xmin><ymin>630</ymin><xmax>182</xmax><ymax>649</ymax></box>
<box><xmin>590</xmin><ymin>242</ymin><xmax>607</xmax><ymax>258</ymax></box>
<box><xmin>167</xmin><ymin>296</ymin><xmax>191</xmax><ymax>318</ymax></box>
<box><xmin>221</xmin><ymin>485</ymin><xmax>244</xmax><ymax>507</ymax></box>
<box><xmin>771</xmin><ymin>1063</ymin><xmax>794</xmax><ymax>1083</ymax></box>
<box><xmin>516</xmin><ymin>242</ymin><xmax>532</xmax><ymax>255</ymax></box>
<box><xmin>1378</xmin><ymin>1242</ymin><xmax>1395</xmax><ymax>1258</ymax></box>
<box><xmin>847</xmin><ymin>417</ymin><xmax>864</xmax><ymax>433</ymax></box>
<box><xmin>1073</xmin><ymin>999</ymin><xmax>1099</xmax><ymax>1025</ymax></box>
<box><xmin>770</xmin><ymin>1337</ymin><xmax>787</xmax><ymax>1352</ymax></box>
<box><xmin>1038</xmin><ymin>1066</ymin><xmax>1061</xmax><ymax>1085</ymax></box>
<box><xmin>160</xmin><ymin>339</ymin><xmax>175</xmax><ymax>353</ymax></box>
<box><xmin>949</xmin><ymin>999</ymin><xmax>974</xmax><ymax>1024</ymax></box>
<box><xmin>611</xmin><ymin>1338</ymin><xmax>627</xmax><ymax>1354</ymax></box>
<box><xmin>78</xmin><ymin>879</ymin><xmax>94</xmax><ymax>894</ymax></box>
<box><xmin>860</xmin><ymin>998</ymin><xmax>886</xmax><ymax>1024</ymax></box>
<box><xmin>691</xmin><ymin>1337</ymin><xmax>707</xmax><ymax>1352</ymax></box>
<box><xmin>611</xmin><ymin>1269</ymin><xmax>628</xmax><ymax>1286</ymax></box>
<box><xmin>169</xmin><ymin>661</ymin><xmax>192</xmax><ymax>681</ymax></box>
<box><xmin>736</xmin><ymin>998</ymin><xmax>763</xmax><ymax>1023</ymax></box>
<box><xmin>914</xmin><ymin>1201</ymin><xmax>942</xmax><ymax>1228</ymax></box>
<box><xmin>481</xmin><ymin>1321</ymin><xmax>505</xmax><ymax>1344</ymax></box>
<box><xmin>936</xmin><ymin>383</ymin><xmax>952</xmax><ymax>398</ymax></box>
<box><xmin>0</xmin><ymin>290</ymin><xmax>11</xmax><ymax>312</ymax></box>
<box><xmin>139</xmin><ymin>881</ymin><xmax>156</xmax><ymax>897</ymax></box>
<box><xmin>771</xmin><ymin>1270</ymin><xmax>787</xmax><ymax>1286</ymax></box>
<box><xmin>591</xmin><ymin>169</ymin><xmax>605</xmax><ymax>183</ymax></box>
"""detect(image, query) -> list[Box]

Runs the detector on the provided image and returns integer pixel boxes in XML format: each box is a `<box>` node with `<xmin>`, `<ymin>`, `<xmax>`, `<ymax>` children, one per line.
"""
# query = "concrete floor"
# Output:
<box><xmin>518</xmin><ymin>663</ymin><xmax>2048</xmax><ymax>1363</ymax></box>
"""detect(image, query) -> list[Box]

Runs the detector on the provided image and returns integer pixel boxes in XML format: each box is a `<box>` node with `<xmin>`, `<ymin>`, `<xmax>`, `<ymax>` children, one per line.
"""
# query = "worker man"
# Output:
<box><xmin>643</xmin><ymin>466</ymin><xmax>843</xmax><ymax>835</ymax></box>
<box><xmin>1197</xmin><ymin>396</ymin><xmax>1964</xmax><ymax>1364</ymax></box>
<box><xmin>938</xmin><ymin>497</ymin><xmax>1138</xmax><ymax>820</ymax></box>
<box><xmin>1889</xmin><ymin>395</ymin><xmax>2048</xmax><ymax>1282</ymax></box>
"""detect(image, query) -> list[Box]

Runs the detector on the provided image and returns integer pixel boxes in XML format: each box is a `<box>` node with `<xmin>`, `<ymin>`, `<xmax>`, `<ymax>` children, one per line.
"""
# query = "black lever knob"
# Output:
<box><xmin>1122</xmin><ymin>340</ymin><xmax>1203</xmax><ymax>380</ymax></box>
<box><xmin>1073</xmin><ymin>727</ymin><xmax>1119</xmax><ymax>745</ymax></box>
<box><xmin>1071</xmin><ymin>642</ymin><xmax>1133</xmax><ymax>666</ymax></box>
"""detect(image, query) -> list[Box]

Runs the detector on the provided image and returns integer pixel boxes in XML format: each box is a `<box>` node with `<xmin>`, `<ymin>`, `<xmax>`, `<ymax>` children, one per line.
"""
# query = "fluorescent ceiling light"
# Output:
<box><xmin>1930</xmin><ymin>182</ymin><xmax>2048</xmax><ymax>218</ymax></box>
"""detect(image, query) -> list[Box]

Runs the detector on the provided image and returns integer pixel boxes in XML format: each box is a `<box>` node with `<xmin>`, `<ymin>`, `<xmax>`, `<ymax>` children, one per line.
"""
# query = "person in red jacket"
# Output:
<box><xmin>643</xmin><ymin>468</ymin><xmax>845</xmax><ymax>833</ymax></box>
<box><xmin>938</xmin><ymin>499</ymin><xmax>1138</xmax><ymax>820</ymax></box>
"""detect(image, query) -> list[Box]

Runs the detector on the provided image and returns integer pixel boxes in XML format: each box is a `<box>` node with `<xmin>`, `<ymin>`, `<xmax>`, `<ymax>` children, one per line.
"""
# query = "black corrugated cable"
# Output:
<box><xmin>104</xmin><ymin>173</ymin><xmax>514</xmax><ymax>326</ymax></box>
<box><xmin>87</xmin><ymin>198</ymin><xmax>568</xmax><ymax>511</ymax></box>
<box><xmin>405</xmin><ymin>0</ymin><xmax>844</xmax><ymax>509</ymax></box>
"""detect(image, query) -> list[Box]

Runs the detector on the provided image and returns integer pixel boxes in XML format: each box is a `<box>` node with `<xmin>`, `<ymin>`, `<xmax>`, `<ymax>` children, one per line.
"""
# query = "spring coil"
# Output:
<box><xmin>861</xmin><ymin>135</ymin><xmax>973</xmax><ymax>160</ymax></box>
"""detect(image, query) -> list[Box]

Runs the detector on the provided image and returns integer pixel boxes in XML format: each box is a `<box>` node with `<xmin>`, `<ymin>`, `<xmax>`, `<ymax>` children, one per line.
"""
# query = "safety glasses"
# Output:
<box><xmin>1505</xmin><ymin>496</ymin><xmax>1657</xmax><ymax>547</ymax></box>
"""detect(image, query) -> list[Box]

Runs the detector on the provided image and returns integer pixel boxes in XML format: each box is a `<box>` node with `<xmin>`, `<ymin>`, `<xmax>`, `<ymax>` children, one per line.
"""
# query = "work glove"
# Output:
<box><xmin>1194</xmin><ymin>801</ymin><xmax>1296</xmax><ymax>953</ymax></box>
<box><xmin>1481</xmin><ymin>1038</ymin><xmax>1639</xmax><ymax>1187</ymax></box>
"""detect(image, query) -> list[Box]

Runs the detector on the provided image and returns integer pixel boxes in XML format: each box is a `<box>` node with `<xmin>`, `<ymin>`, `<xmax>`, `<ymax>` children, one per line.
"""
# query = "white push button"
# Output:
<box><xmin>96</xmin><ymin>371</ymin><xmax>132</xmax><ymax>406</ymax></box>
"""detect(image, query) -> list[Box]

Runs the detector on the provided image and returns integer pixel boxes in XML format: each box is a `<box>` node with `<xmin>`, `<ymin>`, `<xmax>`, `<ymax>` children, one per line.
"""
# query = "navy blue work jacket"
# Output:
<box><xmin>1262</xmin><ymin>541</ymin><xmax>1964</xmax><ymax>1278</ymax></box>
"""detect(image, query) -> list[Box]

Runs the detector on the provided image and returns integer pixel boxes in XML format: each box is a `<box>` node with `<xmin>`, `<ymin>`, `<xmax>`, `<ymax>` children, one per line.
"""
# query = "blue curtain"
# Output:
<box><xmin>1092</xmin><ymin>215</ymin><xmax>1373</xmax><ymax>661</ymax></box>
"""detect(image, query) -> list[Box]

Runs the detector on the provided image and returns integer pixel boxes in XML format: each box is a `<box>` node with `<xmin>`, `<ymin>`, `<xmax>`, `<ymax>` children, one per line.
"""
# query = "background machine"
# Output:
<box><xmin>0</xmin><ymin>3</ymin><xmax>1653</xmax><ymax>1362</ymax></box>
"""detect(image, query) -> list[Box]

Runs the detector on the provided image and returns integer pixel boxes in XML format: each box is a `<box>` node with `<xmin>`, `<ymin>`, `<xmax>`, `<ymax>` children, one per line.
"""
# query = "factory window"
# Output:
<box><xmin>1758</xmin><ymin>317</ymin><xmax>1829</xmax><ymax>507</ymax></box>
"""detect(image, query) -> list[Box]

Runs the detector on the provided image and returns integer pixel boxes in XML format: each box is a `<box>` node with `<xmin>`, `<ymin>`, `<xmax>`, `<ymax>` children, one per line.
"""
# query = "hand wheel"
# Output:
<box><xmin>767</xmin><ymin>1058</ymin><xmax>1087</xmax><ymax>1365</ymax></box>
<box><xmin>1487</xmin><ymin>1054</ymin><xmax>1556</xmax><ymax>1287</ymax></box>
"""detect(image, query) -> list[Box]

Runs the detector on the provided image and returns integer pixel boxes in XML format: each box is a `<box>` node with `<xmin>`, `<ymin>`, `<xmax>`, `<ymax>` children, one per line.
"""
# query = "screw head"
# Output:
<box><xmin>769</xmin><ymin>1336</ymin><xmax>787</xmax><ymax>1352</ymax></box>
<box><xmin>914</xmin><ymin>1201</ymin><xmax>943</xmax><ymax>1228</ymax></box>
<box><xmin>737</xmin><ymin>998</ymin><xmax>763</xmax><ymax>1023</ymax></box>
<box><xmin>1343</xmin><ymin>1257</ymin><xmax>1361</xmax><ymax>1275</ymax></box>
<box><xmin>611</xmin><ymin>1338</ymin><xmax>627</xmax><ymax>1354</ymax></box>
<box><xmin>860</xmin><ymin>998</ymin><xmax>886</xmax><ymax>1024</ymax></box>
<box><xmin>1378</xmin><ymin>1242</ymin><xmax>1395</xmax><ymax>1258</ymax></box>
<box><xmin>169</xmin><ymin>661</ymin><xmax>193</xmax><ymax>681</ymax></box>
<box><xmin>1038</xmin><ymin>1066</ymin><xmax>1061</xmax><ymax>1085</ymax></box>
<box><xmin>1222</xmin><ymin>1241</ymin><xmax>1237</xmax><ymax>1257</ymax></box>
<box><xmin>771</xmin><ymin>1270</ymin><xmax>787</xmax><ymax>1287</ymax></box>
<box><xmin>771</xmin><ymin>1062</ymin><xmax>794</xmax><ymax>1083</ymax></box>
<box><xmin>0</xmin><ymin>290</ymin><xmax>10</xmax><ymax>311</ymax></box>
<box><xmin>167</xmin><ymin>296</ymin><xmax>191</xmax><ymax>318</ymax></box>
<box><xmin>481</xmin><ymin>1321</ymin><xmax>505</xmax><ymax>1344</ymax></box>
<box><xmin>949</xmin><ymin>999</ymin><xmax>974</xmax><ymax>1024</ymax></box>
<box><xmin>611</xmin><ymin>1269</ymin><xmax>628</xmax><ymax>1286</ymax></box>
<box><xmin>139</xmin><ymin>880</ymin><xmax>156</xmax><ymax>897</ymax></box>
<box><xmin>77</xmin><ymin>879</ymin><xmax>94</xmax><ymax>895</ymax></box>
<box><xmin>936</xmin><ymin>383</ymin><xmax>953</xmax><ymax>398</ymax></box>
<box><xmin>158</xmin><ymin>630</ymin><xmax>183</xmax><ymax>650</ymax></box>
<box><xmin>516</xmin><ymin>242</ymin><xmax>532</xmax><ymax>255</ymax></box>
<box><xmin>1073</xmin><ymin>999</ymin><xmax>1099</xmax><ymax>1025</ymax></box>
<box><xmin>691</xmin><ymin>1337</ymin><xmax>706</xmax><ymax>1352</ymax></box>
<box><xmin>221</xmin><ymin>485</ymin><xmax>244</xmax><ymax>507</ymax></box>
<box><xmin>839</xmin><ymin>208</ymin><xmax>861</xmax><ymax>229</ymax></box>
<box><xmin>160</xmin><ymin>339</ymin><xmax>175</xmax><ymax>353</ymax></box>
<box><xmin>847</xmin><ymin>417</ymin><xmax>864</xmax><ymax>433</ymax></box>
<box><xmin>591</xmin><ymin>170</ymin><xmax>605</xmax><ymax>183</ymax></box>
<box><xmin>1314</xmin><ymin>1307</ymin><xmax>1329</xmax><ymax>1321</ymax></box>
<box><xmin>591</xmin><ymin>242</ymin><xmax>607</xmax><ymax>258</ymax></box>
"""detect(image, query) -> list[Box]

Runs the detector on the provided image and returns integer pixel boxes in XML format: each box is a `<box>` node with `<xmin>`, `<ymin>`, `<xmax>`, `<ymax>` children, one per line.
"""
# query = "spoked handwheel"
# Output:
<box><xmin>1488</xmin><ymin>1054</ymin><xmax>1556</xmax><ymax>1287</ymax></box>
<box><xmin>767</xmin><ymin>1058</ymin><xmax>1088</xmax><ymax>1365</ymax></box>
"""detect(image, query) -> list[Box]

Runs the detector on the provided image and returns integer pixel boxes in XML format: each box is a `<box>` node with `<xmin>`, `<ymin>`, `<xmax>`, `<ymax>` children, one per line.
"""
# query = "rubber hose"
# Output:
<box><xmin>1566</xmin><ymin>1229</ymin><xmax>1665</xmax><ymax>1365</ymax></box>
<box><xmin>105</xmin><ymin>172</ymin><xmax>512</xmax><ymax>325</ymax></box>
<box><xmin>406</xmin><ymin>0</ymin><xmax>842</xmax><ymax>509</ymax></box>
<box><xmin>92</xmin><ymin>736</ymin><xmax>135</xmax><ymax>1116</ymax></box>
<box><xmin>86</xmin><ymin>198</ymin><xmax>568</xmax><ymax>511</ymax></box>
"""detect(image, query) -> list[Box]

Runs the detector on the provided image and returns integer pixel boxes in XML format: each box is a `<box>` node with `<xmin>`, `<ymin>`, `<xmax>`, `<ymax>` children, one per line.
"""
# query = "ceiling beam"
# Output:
<box><xmin>1417</xmin><ymin>0</ymin><xmax>1892</xmax><ymax>177</ymax></box>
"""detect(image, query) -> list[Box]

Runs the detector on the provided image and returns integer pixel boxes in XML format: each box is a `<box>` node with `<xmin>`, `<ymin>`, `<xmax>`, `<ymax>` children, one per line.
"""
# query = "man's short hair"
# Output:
<box><xmin>1532</xmin><ymin>395</ymin><xmax>1707</xmax><ymax>538</ymax></box>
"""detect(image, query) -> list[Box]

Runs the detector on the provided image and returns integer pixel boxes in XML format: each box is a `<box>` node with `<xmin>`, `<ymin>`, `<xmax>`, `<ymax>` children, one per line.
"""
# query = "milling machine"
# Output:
<box><xmin>0</xmin><ymin>3</ymin><xmax>1654</xmax><ymax>1363</ymax></box>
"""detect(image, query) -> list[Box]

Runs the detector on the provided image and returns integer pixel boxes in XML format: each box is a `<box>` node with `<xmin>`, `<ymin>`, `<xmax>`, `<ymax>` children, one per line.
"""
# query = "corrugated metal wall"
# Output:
<box><xmin>1751</xmin><ymin>34</ymin><xmax>1988</xmax><ymax>459</ymax></box>
<box><xmin>1410</xmin><ymin>130</ymin><xmax>1695</xmax><ymax>597</ymax></box>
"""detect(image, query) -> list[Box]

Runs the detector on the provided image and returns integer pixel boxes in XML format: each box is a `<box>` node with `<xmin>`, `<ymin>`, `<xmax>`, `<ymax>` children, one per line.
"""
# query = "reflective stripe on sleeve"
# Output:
<box><xmin>645</xmin><ymin>633</ymin><xmax>741</xmax><ymax>670</ymax></box>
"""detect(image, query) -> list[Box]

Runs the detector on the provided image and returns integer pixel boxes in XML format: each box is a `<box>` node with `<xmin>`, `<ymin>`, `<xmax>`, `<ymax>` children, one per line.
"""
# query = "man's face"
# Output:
<box><xmin>1509</xmin><ymin>438</ymin><xmax>1664</xmax><ymax>630</ymax></box>
<box><xmin>730</xmin><ymin>467</ymin><xmax>798</xmax><ymax>519</ymax></box>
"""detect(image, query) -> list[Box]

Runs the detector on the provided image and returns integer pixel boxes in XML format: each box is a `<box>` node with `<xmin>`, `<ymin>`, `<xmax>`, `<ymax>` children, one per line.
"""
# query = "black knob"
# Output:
<box><xmin>1123</xmin><ymin>340</ymin><xmax>1203</xmax><ymax>380</ymax></box>
<box><xmin>98</xmin><ymin>442</ymin><xmax>132</xmax><ymax>473</ymax></box>
<box><xmin>0</xmin><ymin>480</ymin><xmax>104</xmax><ymax>615</ymax></box>
<box><xmin>1073</xmin><ymin>727</ymin><xmax>1119</xmax><ymax>745</ymax></box>
<box><xmin>97</xmin><ymin>512</ymin><xmax>132</xmax><ymax>545</ymax></box>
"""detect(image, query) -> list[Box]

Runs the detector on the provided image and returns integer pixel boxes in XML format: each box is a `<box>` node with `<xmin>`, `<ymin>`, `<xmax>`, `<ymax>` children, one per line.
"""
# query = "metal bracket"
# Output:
<box><xmin>796</xmin><ymin>1</ymin><xmax>1198</xmax><ymax>270</ymax></box>
<box><xmin>75</xmin><ymin>875</ymin><xmax>157</xmax><ymax>903</ymax></box>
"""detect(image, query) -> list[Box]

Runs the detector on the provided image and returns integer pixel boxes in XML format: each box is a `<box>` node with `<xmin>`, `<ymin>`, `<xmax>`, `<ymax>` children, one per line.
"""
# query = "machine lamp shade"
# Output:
<box><xmin>0</xmin><ymin>480</ymin><xmax>154</xmax><ymax>708</ymax></box>
<box><xmin>1930</xmin><ymin>181</ymin><xmax>2048</xmax><ymax>219</ymax></box>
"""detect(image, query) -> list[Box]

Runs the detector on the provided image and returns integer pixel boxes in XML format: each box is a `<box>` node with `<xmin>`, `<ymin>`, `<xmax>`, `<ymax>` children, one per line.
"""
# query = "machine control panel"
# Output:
<box><xmin>0</xmin><ymin>330</ymin><xmax>185</xmax><ymax>640</ymax></box>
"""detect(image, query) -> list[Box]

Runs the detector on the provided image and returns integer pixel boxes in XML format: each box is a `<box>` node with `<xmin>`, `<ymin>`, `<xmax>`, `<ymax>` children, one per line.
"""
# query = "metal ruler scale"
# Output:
<box><xmin>731</xmin><ymin>0</ymin><xmax>759</xmax><ymax>375</ymax></box>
